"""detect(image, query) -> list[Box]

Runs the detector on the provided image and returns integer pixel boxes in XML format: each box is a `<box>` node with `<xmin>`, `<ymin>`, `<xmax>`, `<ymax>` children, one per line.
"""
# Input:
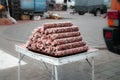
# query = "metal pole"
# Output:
<box><xmin>18</xmin><ymin>54</ymin><xmax>25</xmax><ymax>80</ymax></box>
<box><xmin>54</xmin><ymin>65</ymin><xmax>58</xmax><ymax>80</ymax></box>
<box><xmin>51</xmin><ymin>65</ymin><xmax>55</xmax><ymax>80</ymax></box>
<box><xmin>6</xmin><ymin>0</ymin><xmax>10</xmax><ymax>15</ymax></box>
<box><xmin>86</xmin><ymin>58</ymin><xmax>92</xmax><ymax>67</ymax></box>
<box><xmin>18</xmin><ymin>53</ymin><xmax>21</xmax><ymax>80</ymax></box>
<box><xmin>92</xmin><ymin>57</ymin><xmax>95</xmax><ymax>80</ymax></box>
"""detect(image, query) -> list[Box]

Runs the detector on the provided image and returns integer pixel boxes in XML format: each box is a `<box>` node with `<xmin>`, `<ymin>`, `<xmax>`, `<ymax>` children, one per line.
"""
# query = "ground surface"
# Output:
<box><xmin>0</xmin><ymin>9</ymin><xmax>120</xmax><ymax>80</ymax></box>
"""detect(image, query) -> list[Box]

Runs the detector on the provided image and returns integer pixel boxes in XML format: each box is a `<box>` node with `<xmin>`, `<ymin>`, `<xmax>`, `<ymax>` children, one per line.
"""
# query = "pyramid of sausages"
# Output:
<box><xmin>26</xmin><ymin>22</ymin><xmax>88</xmax><ymax>57</ymax></box>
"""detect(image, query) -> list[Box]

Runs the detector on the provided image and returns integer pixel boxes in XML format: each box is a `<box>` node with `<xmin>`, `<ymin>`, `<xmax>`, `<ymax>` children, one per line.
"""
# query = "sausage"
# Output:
<box><xmin>55</xmin><ymin>41</ymin><xmax>86</xmax><ymax>51</ymax></box>
<box><xmin>55</xmin><ymin>46</ymin><xmax>88</xmax><ymax>56</ymax></box>
<box><xmin>52</xmin><ymin>36</ymin><xmax>82</xmax><ymax>46</ymax></box>
<box><xmin>50</xmin><ymin>32</ymin><xmax>81</xmax><ymax>40</ymax></box>
<box><xmin>45</xmin><ymin>27</ymin><xmax>79</xmax><ymax>34</ymax></box>
<box><xmin>43</xmin><ymin>22</ymin><xmax>73</xmax><ymax>30</ymax></box>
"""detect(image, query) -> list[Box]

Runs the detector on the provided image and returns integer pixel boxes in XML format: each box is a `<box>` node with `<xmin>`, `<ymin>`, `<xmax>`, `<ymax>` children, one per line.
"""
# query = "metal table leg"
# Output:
<box><xmin>86</xmin><ymin>58</ymin><xmax>92</xmax><ymax>67</ymax></box>
<box><xmin>92</xmin><ymin>57</ymin><xmax>95</xmax><ymax>80</ymax></box>
<box><xmin>18</xmin><ymin>53</ymin><xmax>21</xmax><ymax>80</ymax></box>
<box><xmin>51</xmin><ymin>65</ymin><xmax>55</xmax><ymax>80</ymax></box>
<box><xmin>54</xmin><ymin>65</ymin><xmax>58</xmax><ymax>80</ymax></box>
<box><xmin>86</xmin><ymin>57</ymin><xmax>95</xmax><ymax>80</ymax></box>
<box><xmin>18</xmin><ymin>53</ymin><xmax>25</xmax><ymax>80</ymax></box>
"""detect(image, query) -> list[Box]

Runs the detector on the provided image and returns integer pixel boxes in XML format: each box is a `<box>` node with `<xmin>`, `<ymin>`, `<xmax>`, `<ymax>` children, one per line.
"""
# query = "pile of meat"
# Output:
<box><xmin>26</xmin><ymin>22</ymin><xmax>88</xmax><ymax>57</ymax></box>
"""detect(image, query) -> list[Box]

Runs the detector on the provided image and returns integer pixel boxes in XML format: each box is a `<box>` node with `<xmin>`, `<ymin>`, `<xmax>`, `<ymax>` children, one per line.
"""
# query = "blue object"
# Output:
<box><xmin>20</xmin><ymin>0</ymin><xmax>47</xmax><ymax>13</ymax></box>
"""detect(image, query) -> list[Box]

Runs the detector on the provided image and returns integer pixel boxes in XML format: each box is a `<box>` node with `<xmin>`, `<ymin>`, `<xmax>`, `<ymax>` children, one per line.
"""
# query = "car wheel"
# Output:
<box><xmin>78</xmin><ymin>12</ymin><xmax>85</xmax><ymax>15</ymax></box>
<box><xmin>94</xmin><ymin>9</ymin><xmax>101</xmax><ymax>16</ymax></box>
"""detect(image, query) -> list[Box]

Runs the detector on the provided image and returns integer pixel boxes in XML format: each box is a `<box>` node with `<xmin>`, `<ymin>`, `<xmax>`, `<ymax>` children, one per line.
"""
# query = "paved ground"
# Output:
<box><xmin>0</xmin><ymin>9</ymin><xmax>120</xmax><ymax>80</ymax></box>
<box><xmin>2</xmin><ymin>10</ymin><xmax>107</xmax><ymax>47</ymax></box>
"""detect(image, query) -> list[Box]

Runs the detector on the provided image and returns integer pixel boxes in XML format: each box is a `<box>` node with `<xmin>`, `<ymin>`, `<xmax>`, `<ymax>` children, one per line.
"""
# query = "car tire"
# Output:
<box><xmin>78</xmin><ymin>12</ymin><xmax>85</xmax><ymax>15</ymax></box>
<box><xmin>94</xmin><ymin>9</ymin><xmax>101</xmax><ymax>16</ymax></box>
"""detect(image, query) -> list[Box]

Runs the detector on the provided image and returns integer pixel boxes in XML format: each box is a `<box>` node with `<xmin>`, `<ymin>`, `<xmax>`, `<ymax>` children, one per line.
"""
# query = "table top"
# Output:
<box><xmin>15</xmin><ymin>44</ymin><xmax>99</xmax><ymax>65</ymax></box>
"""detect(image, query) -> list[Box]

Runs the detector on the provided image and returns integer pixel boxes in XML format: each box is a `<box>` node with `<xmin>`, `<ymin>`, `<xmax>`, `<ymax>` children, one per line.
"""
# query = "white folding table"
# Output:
<box><xmin>15</xmin><ymin>44</ymin><xmax>99</xmax><ymax>80</ymax></box>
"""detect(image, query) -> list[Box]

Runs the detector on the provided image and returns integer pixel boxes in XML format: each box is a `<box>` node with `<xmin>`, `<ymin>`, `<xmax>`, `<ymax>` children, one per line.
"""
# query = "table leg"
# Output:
<box><xmin>86</xmin><ymin>58</ymin><xmax>92</xmax><ymax>67</ymax></box>
<box><xmin>18</xmin><ymin>53</ymin><xmax>25</xmax><ymax>80</ymax></box>
<box><xmin>92</xmin><ymin>57</ymin><xmax>95</xmax><ymax>80</ymax></box>
<box><xmin>54</xmin><ymin>65</ymin><xmax>58</xmax><ymax>80</ymax></box>
<box><xmin>51</xmin><ymin>65</ymin><xmax>55</xmax><ymax>80</ymax></box>
<box><xmin>18</xmin><ymin>53</ymin><xmax>21</xmax><ymax>80</ymax></box>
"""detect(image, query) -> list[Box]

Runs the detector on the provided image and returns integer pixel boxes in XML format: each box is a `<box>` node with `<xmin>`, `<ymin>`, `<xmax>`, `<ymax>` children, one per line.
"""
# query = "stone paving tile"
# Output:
<box><xmin>95</xmin><ymin>73</ymin><xmax>111</xmax><ymax>80</ymax></box>
<box><xmin>102</xmin><ymin>66</ymin><xmax>120</xmax><ymax>76</ymax></box>
<box><xmin>107</xmin><ymin>75</ymin><xmax>120</xmax><ymax>80</ymax></box>
<box><xmin>102</xmin><ymin>70</ymin><xmax>117</xmax><ymax>77</ymax></box>
<box><xmin>0</xmin><ymin>67</ymin><xmax>18</xmax><ymax>80</ymax></box>
<box><xmin>94</xmin><ymin>51</ymin><xmax>120</xmax><ymax>65</ymax></box>
<box><xmin>21</xmin><ymin>65</ymin><xmax>52</xmax><ymax>79</ymax></box>
<box><xmin>41</xmin><ymin>78</ymin><xmax>50</xmax><ymax>80</ymax></box>
<box><xmin>95</xmin><ymin>61</ymin><xmax>120</xmax><ymax>73</ymax></box>
<box><xmin>54</xmin><ymin>62</ymin><xmax>90</xmax><ymax>80</ymax></box>
<box><xmin>115</xmin><ymin>71</ymin><xmax>120</xmax><ymax>75</ymax></box>
<box><xmin>30</xmin><ymin>74</ymin><xmax>51</xmax><ymax>80</ymax></box>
